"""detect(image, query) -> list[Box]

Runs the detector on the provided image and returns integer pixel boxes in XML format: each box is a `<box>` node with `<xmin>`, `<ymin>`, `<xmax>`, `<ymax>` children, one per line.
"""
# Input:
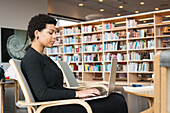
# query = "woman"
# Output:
<box><xmin>21</xmin><ymin>14</ymin><xmax>128</xmax><ymax>113</ymax></box>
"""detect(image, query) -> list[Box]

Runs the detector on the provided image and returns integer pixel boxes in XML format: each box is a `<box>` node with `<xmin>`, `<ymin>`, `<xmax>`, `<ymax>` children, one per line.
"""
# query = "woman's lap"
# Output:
<box><xmin>42</xmin><ymin>93</ymin><xmax>128</xmax><ymax>113</ymax></box>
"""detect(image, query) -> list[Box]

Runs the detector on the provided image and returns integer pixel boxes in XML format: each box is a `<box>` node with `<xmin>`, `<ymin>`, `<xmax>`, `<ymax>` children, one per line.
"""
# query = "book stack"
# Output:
<box><xmin>128</xmin><ymin>62</ymin><xmax>150</xmax><ymax>72</ymax></box>
<box><xmin>64</xmin><ymin>36</ymin><xmax>81</xmax><ymax>44</ymax></box>
<box><xmin>47</xmin><ymin>47</ymin><xmax>63</xmax><ymax>54</ymax></box>
<box><xmin>83</xmin><ymin>54</ymin><xmax>102</xmax><ymax>62</ymax></box>
<box><xmin>82</xmin><ymin>44</ymin><xmax>102</xmax><ymax>52</ymax></box>
<box><xmin>104</xmin><ymin>22</ymin><xmax>115</xmax><ymax>30</ymax></box>
<box><xmin>83</xmin><ymin>34</ymin><xmax>102</xmax><ymax>42</ymax></box>
<box><xmin>84</xmin><ymin>64</ymin><xmax>103</xmax><ymax>72</ymax></box>
<box><xmin>128</xmin><ymin>39</ymin><xmax>154</xmax><ymax>49</ymax></box>
<box><xmin>127</xmin><ymin>19</ymin><xmax>137</xmax><ymax>28</ymax></box>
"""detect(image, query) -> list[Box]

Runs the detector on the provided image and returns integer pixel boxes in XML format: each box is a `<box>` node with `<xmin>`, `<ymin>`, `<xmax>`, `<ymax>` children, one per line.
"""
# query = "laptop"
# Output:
<box><xmin>57</xmin><ymin>58</ymin><xmax>117</xmax><ymax>101</ymax></box>
<box><xmin>81</xmin><ymin>58</ymin><xmax>117</xmax><ymax>101</ymax></box>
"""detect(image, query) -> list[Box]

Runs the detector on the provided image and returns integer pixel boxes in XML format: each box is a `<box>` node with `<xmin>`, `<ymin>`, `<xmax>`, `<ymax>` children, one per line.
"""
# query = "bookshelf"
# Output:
<box><xmin>47</xmin><ymin>9</ymin><xmax>170</xmax><ymax>86</ymax></box>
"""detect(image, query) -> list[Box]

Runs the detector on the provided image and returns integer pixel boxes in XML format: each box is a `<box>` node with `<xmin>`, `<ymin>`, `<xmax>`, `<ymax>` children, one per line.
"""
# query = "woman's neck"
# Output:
<box><xmin>31</xmin><ymin>42</ymin><xmax>44</xmax><ymax>55</ymax></box>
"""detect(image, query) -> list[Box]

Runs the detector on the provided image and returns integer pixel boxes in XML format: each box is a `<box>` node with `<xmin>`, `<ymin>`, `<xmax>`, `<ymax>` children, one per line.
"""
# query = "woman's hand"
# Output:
<box><xmin>75</xmin><ymin>88</ymin><xmax>101</xmax><ymax>98</ymax></box>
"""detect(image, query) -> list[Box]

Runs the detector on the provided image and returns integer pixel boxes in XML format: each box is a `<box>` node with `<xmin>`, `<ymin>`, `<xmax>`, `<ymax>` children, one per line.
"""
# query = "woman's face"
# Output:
<box><xmin>37</xmin><ymin>24</ymin><xmax>57</xmax><ymax>48</ymax></box>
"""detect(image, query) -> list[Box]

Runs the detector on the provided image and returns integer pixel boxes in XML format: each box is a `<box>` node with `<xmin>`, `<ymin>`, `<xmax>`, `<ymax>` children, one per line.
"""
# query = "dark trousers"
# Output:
<box><xmin>42</xmin><ymin>93</ymin><xmax>128</xmax><ymax>113</ymax></box>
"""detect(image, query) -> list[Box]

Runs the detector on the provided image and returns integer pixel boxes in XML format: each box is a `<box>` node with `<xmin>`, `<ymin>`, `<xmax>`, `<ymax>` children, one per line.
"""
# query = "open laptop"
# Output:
<box><xmin>57</xmin><ymin>58</ymin><xmax>117</xmax><ymax>101</ymax></box>
<box><xmin>82</xmin><ymin>58</ymin><xmax>117</xmax><ymax>101</ymax></box>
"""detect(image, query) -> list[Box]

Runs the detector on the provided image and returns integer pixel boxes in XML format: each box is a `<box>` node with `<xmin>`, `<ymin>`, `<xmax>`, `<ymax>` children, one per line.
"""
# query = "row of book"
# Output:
<box><xmin>82</xmin><ymin>44</ymin><xmax>102</xmax><ymax>52</ymax></box>
<box><xmin>128</xmin><ymin>62</ymin><xmax>152</xmax><ymax>72</ymax></box>
<box><xmin>47</xmin><ymin>47</ymin><xmax>63</xmax><ymax>54</ymax></box>
<box><xmin>63</xmin><ymin>27</ymin><xmax>81</xmax><ymax>35</ymax></box>
<box><xmin>83</xmin><ymin>54</ymin><xmax>102</xmax><ymax>62</ymax></box>
<box><xmin>127</xmin><ymin>28</ymin><xmax>154</xmax><ymax>38</ymax></box>
<box><xmin>64</xmin><ymin>36</ymin><xmax>81</xmax><ymax>44</ymax></box>
<box><xmin>84</xmin><ymin>64</ymin><xmax>103</xmax><ymax>71</ymax></box>
<box><xmin>83</xmin><ymin>34</ymin><xmax>102</xmax><ymax>42</ymax></box>
<box><xmin>104</xmin><ymin>41</ymin><xmax>126</xmax><ymax>51</ymax></box>
<box><xmin>69</xmin><ymin>64</ymin><xmax>82</xmax><ymax>71</ymax></box>
<box><xmin>104</xmin><ymin>53</ymin><xmax>127</xmax><ymax>61</ymax></box>
<box><xmin>157</xmin><ymin>26</ymin><xmax>170</xmax><ymax>36</ymax></box>
<box><xmin>82</xmin><ymin>25</ymin><xmax>102</xmax><ymax>33</ymax></box>
<box><xmin>104</xmin><ymin>31</ymin><xmax>126</xmax><ymax>40</ymax></box>
<box><xmin>128</xmin><ymin>40</ymin><xmax>154</xmax><ymax>49</ymax></box>
<box><xmin>128</xmin><ymin>52</ymin><xmax>155</xmax><ymax>60</ymax></box>
<box><xmin>64</xmin><ymin>45</ymin><xmax>81</xmax><ymax>53</ymax></box>
<box><xmin>127</xmin><ymin>19</ymin><xmax>138</xmax><ymax>28</ymax></box>
<box><xmin>104</xmin><ymin>22</ymin><xmax>115</xmax><ymax>30</ymax></box>
<box><xmin>105</xmin><ymin>63</ymin><xmax>127</xmax><ymax>72</ymax></box>
<box><xmin>63</xmin><ymin>55</ymin><xmax>81</xmax><ymax>62</ymax></box>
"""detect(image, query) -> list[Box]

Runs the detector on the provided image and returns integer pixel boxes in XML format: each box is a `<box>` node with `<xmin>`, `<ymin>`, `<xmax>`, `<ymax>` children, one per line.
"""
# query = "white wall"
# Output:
<box><xmin>0</xmin><ymin>0</ymin><xmax>48</xmax><ymax>67</ymax></box>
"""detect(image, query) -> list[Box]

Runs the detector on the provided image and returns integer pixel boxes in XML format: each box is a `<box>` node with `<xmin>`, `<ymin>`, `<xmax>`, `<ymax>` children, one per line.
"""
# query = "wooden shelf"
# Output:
<box><xmin>64</xmin><ymin>33</ymin><xmax>81</xmax><ymax>36</ymax></box>
<box><xmin>104</xmin><ymin>50</ymin><xmax>127</xmax><ymax>52</ymax></box>
<box><xmin>156</xmin><ymin>47</ymin><xmax>170</xmax><ymax>50</ymax></box>
<box><xmin>129</xmin><ymin>71</ymin><xmax>154</xmax><ymax>74</ymax></box>
<box><xmin>64</xmin><ymin>43</ymin><xmax>81</xmax><ymax>46</ymax></box>
<box><xmin>47</xmin><ymin>53</ymin><xmax>63</xmax><ymax>56</ymax></box>
<box><xmin>156</xmin><ymin>22</ymin><xmax>170</xmax><ymax>26</ymax></box>
<box><xmin>103</xmin><ymin>27</ymin><xmax>126</xmax><ymax>32</ymax></box>
<box><xmin>82</xmin><ymin>41</ymin><xmax>103</xmax><ymax>44</ymax></box>
<box><xmin>156</xmin><ymin>35</ymin><xmax>170</xmax><ymax>38</ymax></box>
<box><xmin>82</xmin><ymin>51</ymin><xmax>102</xmax><ymax>54</ymax></box>
<box><xmin>64</xmin><ymin>52</ymin><xmax>81</xmax><ymax>55</ymax></box>
<box><xmin>50</xmin><ymin>10</ymin><xmax>170</xmax><ymax>85</ymax></box>
<box><xmin>128</xmin><ymin>60</ymin><xmax>154</xmax><ymax>62</ymax></box>
<box><xmin>82</xmin><ymin>31</ymin><xmax>102</xmax><ymax>35</ymax></box>
<box><xmin>128</xmin><ymin>36</ymin><xmax>154</xmax><ymax>40</ymax></box>
<box><xmin>104</xmin><ymin>39</ymin><xmax>126</xmax><ymax>42</ymax></box>
<box><xmin>128</xmin><ymin>48</ymin><xmax>154</xmax><ymax>51</ymax></box>
<box><xmin>83</xmin><ymin>71</ymin><xmax>103</xmax><ymax>73</ymax></box>
<box><xmin>128</xmin><ymin>24</ymin><xmax>154</xmax><ymax>29</ymax></box>
<box><xmin>83</xmin><ymin>61</ymin><xmax>103</xmax><ymax>63</ymax></box>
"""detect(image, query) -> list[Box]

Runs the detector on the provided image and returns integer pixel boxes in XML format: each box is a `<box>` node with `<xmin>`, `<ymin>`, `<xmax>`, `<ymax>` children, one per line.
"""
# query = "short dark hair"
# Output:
<box><xmin>27</xmin><ymin>14</ymin><xmax>57</xmax><ymax>41</ymax></box>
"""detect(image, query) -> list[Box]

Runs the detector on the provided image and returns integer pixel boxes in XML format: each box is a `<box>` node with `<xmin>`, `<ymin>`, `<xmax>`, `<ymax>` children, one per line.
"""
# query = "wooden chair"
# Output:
<box><xmin>154</xmin><ymin>50</ymin><xmax>170</xmax><ymax>113</ymax></box>
<box><xmin>56</xmin><ymin>60</ymin><xmax>108</xmax><ymax>91</ymax></box>
<box><xmin>9</xmin><ymin>59</ymin><xmax>92</xmax><ymax>113</ymax></box>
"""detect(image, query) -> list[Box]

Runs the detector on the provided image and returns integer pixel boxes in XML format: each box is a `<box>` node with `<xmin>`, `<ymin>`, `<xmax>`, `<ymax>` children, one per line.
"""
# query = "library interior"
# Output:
<box><xmin>0</xmin><ymin>0</ymin><xmax>170</xmax><ymax>113</ymax></box>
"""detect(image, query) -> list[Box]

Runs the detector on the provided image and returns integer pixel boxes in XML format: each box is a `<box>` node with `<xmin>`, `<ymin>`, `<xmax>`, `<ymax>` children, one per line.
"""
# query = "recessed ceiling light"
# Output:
<box><xmin>99</xmin><ymin>0</ymin><xmax>103</xmax><ymax>2</ymax></box>
<box><xmin>143</xmin><ymin>21</ymin><xmax>147</xmax><ymax>23</ymax></box>
<box><xmin>135</xmin><ymin>11</ymin><xmax>139</xmax><ymax>13</ymax></box>
<box><xmin>79</xmin><ymin>4</ymin><xmax>83</xmax><ymax>6</ymax></box>
<box><xmin>100</xmin><ymin>9</ymin><xmax>104</xmax><ymax>12</ymax></box>
<box><xmin>119</xmin><ymin>6</ymin><xmax>123</xmax><ymax>8</ymax></box>
<box><xmin>117</xmin><ymin>14</ymin><xmax>121</xmax><ymax>16</ymax></box>
<box><xmin>155</xmin><ymin>8</ymin><xmax>159</xmax><ymax>10</ymax></box>
<box><xmin>140</xmin><ymin>2</ymin><xmax>145</xmax><ymax>5</ymax></box>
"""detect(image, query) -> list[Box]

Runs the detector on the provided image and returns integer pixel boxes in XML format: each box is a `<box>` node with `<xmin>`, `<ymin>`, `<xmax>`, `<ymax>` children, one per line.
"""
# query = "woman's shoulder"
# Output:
<box><xmin>22</xmin><ymin>48</ymin><xmax>44</xmax><ymax>65</ymax></box>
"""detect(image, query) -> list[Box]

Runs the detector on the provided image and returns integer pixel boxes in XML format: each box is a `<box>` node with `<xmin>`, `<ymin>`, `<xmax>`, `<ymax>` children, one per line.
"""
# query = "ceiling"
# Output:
<box><xmin>48</xmin><ymin>0</ymin><xmax>170</xmax><ymax>21</ymax></box>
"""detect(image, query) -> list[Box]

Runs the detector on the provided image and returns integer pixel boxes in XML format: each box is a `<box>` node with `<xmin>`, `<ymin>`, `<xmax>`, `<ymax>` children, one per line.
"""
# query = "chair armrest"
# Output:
<box><xmin>17</xmin><ymin>99</ymin><xmax>92</xmax><ymax>113</ymax></box>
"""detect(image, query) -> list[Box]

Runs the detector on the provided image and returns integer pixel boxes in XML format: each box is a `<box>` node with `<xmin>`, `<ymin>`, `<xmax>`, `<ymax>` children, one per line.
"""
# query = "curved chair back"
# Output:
<box><xmin>56</xmin><ymin>60</ymin><xmax>79</xmax><ymax>87</ymax></box>
<box><xmin>9</xmin><ymin>59</ymin><xmax>35</xmax><ymax>103</ymax></box>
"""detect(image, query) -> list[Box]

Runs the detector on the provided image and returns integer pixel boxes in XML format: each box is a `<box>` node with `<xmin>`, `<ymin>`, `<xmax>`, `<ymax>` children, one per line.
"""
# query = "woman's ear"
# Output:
<box><xmin>34</xmin><ymin>30</ymin><xmax>39</xmax><ymax>39</ymax></box>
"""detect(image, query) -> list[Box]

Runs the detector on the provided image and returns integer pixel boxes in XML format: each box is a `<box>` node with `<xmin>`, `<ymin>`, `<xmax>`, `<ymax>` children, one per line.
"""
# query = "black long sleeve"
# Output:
<box><xmin>21</xmin><ymin>47</ymin><xmax>76</xmax><ymax>102</ymax></box>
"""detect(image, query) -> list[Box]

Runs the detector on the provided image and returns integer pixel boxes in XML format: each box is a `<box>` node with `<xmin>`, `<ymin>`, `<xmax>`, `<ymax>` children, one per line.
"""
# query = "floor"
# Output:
<box><xmin>3</xmin><ymin>86</ymin><xmax>149</xmax><ymax>113</ymax></box>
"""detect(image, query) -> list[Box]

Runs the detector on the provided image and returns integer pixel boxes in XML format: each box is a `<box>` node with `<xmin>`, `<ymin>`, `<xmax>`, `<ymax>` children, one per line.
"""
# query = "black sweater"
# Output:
<box><xmin>21</xmin><ymin>47</ymin><xmax>76</xmax><ymax>102</ymax></box>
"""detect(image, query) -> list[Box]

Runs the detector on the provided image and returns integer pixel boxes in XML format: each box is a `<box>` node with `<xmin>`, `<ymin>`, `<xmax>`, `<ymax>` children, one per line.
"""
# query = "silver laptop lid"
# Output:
<box><xmin>107</xmin><ymin>58</ymin><xmax>117</xmax><ymax>95</ymax></box>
